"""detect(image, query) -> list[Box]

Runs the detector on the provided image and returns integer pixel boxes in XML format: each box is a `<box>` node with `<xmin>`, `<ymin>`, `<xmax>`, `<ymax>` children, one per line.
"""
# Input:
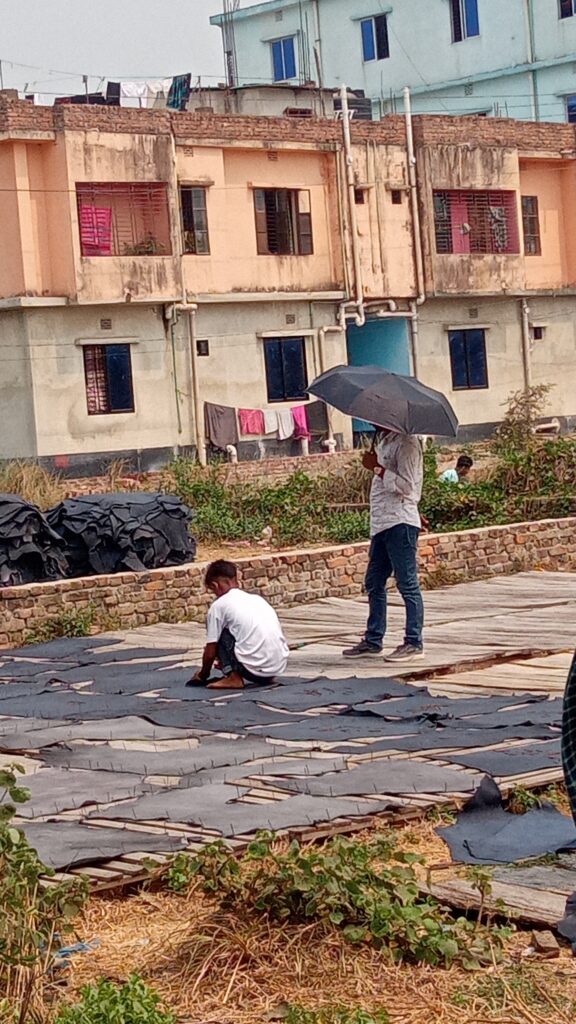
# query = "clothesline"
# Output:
<box><xmin>204</xmin><ymin>400</ymin><xmax>329</xmax><ymax>450</ymax></box>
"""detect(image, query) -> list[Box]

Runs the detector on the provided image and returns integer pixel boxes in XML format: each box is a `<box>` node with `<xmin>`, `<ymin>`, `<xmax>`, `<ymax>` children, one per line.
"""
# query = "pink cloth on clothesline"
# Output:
<box><xmin>292</xmin><ymin>405</ymin><xmax>311</xmax><ymax>440</ymax></box>
<box><xmin>238</xmin><ymin>408</ymin><xmax>265</xmax><ymax>435</ymax></box>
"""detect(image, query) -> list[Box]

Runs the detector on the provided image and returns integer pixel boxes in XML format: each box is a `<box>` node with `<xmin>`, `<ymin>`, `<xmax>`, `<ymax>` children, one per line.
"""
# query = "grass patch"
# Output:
<box><xmin>24</xmin><ymin>604</ymin><xmax>97</xmax><ymax>645</ymax></box>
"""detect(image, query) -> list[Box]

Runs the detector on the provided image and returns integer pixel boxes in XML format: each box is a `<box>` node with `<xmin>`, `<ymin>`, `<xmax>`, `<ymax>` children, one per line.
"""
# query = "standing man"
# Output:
<box><xmin>343</xmin><ymin>429</ymin><xmax>424</xmax><ymax>663</ymax></box>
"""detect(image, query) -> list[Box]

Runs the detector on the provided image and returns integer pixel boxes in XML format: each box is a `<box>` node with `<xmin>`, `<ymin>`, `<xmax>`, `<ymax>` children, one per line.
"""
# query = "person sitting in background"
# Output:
<box><xmin>189</xmin><ymin>559</ymin><xmax>289</xmax><ymax>690</ymax></box>
<box><xmin>440</xmin><ymin>454</ymin><xmax>474</xmax><ymax>484</ymax></box>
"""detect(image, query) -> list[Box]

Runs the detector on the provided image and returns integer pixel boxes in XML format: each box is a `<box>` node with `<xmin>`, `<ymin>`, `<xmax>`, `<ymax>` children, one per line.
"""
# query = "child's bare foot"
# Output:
<box><xmin>207</xmin><ymin>672</ymin><xmax>245</xmax><ymax>690</ymax></box>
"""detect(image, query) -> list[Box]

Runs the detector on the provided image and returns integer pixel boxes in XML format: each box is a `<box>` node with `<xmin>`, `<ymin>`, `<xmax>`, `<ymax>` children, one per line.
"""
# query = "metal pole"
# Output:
<box><xmin>340</xmin><ymin>84</ymin><xmax>365</xmax><ymax>326</ymax></box>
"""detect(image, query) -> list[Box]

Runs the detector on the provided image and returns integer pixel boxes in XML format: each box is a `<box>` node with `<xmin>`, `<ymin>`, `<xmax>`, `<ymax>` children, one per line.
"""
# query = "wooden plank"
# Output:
<box><xmin>429</xmin><ymin>878</ymin><xmax>566</xmax><ymax>927</ymax></box>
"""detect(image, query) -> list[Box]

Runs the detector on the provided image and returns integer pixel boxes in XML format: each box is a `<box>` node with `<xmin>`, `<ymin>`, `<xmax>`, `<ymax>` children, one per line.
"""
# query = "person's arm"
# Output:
<box><xmin>378</xmin><ymin>440</ymin><xmax>421</xmax><ymax>499</ymax></box>
<box><xmin>193</xmin><ymin>643</ymin><xmax>218</xmax><ymax>683</ymax></box>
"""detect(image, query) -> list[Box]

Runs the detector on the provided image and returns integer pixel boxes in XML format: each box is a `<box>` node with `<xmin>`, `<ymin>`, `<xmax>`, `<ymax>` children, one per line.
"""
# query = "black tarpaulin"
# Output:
<box><xmin>47</xmin><ymin>492</ymin><xmax>196</xmax><ymax>576</ymax></box>
<box><xmin>0</xmin><ymin>494</ymin><xmax>67</xmax><ymax>586</ymax></box>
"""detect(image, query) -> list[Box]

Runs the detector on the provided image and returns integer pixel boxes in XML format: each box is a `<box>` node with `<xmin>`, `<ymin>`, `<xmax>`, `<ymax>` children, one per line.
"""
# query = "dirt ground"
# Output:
<box><xmin>55</xmin><ymin>818</ymin><xmax>576</xmax><ymax>1024</ymax></box>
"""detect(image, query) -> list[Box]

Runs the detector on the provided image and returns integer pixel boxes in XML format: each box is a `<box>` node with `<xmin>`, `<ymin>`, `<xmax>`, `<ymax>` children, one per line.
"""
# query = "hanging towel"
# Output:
<box><xmin>204</xmin><ymin>403</ymin><xmax>239</xmax><ymax>450</ymax></box>
<box><xmin>239</xmin><ymin>409</ymin><xmax>265</xmax><ymax>436</ymax></box>
<box><xmin>263</xmin><ymin>410</ymin><xmax>279</xmax><ymax>436</ymax></box>
<box><xmin>307</xmin><ymin>400</ymin><xmax>329</xmax><ymax>435</ymax></box>
<box><xmin>105</xmin><ymin>81</ymin><xmax>121</xmax><ymax>106</ymax></box>
<box><xmin>277</xmin><ymin>409</ymin><xmax>295</xmax><ymax>441</ymax></box>
<box><xmin>167</xmin><ymin>73</ymin><xmax>192</xmax><ymax>112</ymax></box>
<box><xmin>292</xmin><ymin>405</ymin><xmax>311</xmax><ymax>440</ymax></box>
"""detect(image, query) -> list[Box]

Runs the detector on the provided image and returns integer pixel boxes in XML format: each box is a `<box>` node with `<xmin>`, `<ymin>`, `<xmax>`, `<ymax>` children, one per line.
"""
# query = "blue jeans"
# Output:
<box><xmin>364</xmin><ymin>524</ymin><xmax>424</xmax><ymax>649</ymax></box>
<box><xmin>218</xmin><ymin>627</ymin><xmax>275</xmax><ymax>684</ymax></box>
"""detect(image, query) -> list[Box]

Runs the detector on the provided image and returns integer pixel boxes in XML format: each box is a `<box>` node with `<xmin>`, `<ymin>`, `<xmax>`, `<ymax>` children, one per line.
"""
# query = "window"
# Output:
<box><xmin>448</xmin><ymin>329</ymin><xmax>488</xmax><ymax>390</ymax></box>
<box><xmin>76</xmin><ymin>183</ymin><xmax>171</xmax><ymax>257</ymax></box>
<box><xmin>254</xmin><ymin>189</ymin><xmax>313</xmax><ymax>255</ymax></box>
<box><xmin>560</xmin><ymin>0</ymin><xmax>576</xmax><ymax>18</ymax></box>
<box><xmin>271</xmin><ymin>36</ymin><xmax>296</xmax><ymax>81</ymax></box>
<box><xmin>450</xmin><ymin>0</ymin><xmax>480</xmax><ymax>41</ymax></box>
<box><xmin>567</xmin><ymin>95</ymin><xmax>576</xmax><ymax>122</ymax></box>
<box><xmin>433</xmin><ymin>190</ymin><xmax>520</xmax><ymax>255</ymax></box>
<box><xmin>361</xmin><ymin>14</ymin><xmax>390</xmax><ymax>62</ymax></box>
<box><xmin>354</xmin><ymin>188</ymin><xmax>367</xmax><ymax>205</ymax></box>
<box><xmin>532</xmin><ymin>325</ymin><xmax>545</xmax><ymax>341</ymax></box>
<box><xmin>83</xmin><ymin>344</ymin><xmax>134</xmax><ymax>415</ymax></box>
<box><xmin>391</xmin><ymin>189</ymin><xmax>403</xmax><ymax>205</ymax></box>
<box><xmin>521</xmin><ymin>196</ymin><xmax>542</xmax><ymax>256</ymax></box>
<box><xmin>180</xmin><ymin>187</ymin><xmax>210</xmax><ymax>254</ymax></box>
<box><xmin>264</xmin><ymin>337</ymin><xmax>308</xmax><ymax>402</ymax></box>
<box><xmin>196</xmin><ymin>339</ymin><xmax>210</xmax><ymax>356</ymax></box>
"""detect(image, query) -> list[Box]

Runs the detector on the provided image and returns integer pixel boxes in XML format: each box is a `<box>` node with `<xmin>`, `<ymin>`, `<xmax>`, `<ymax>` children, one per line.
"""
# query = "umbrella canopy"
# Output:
<box><xmin>308</xmin><ymin>365</ymin><xmax>459</xmax><ymax>437</ymax></box>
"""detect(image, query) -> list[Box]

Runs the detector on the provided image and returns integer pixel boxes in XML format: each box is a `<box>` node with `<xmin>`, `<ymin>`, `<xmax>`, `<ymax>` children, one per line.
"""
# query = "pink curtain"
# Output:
<box><xmin>450</xmin><ymin>194</ymin><xmax>470</xmax><ymax>254</ymax></box>
<box><xmin>79</xmin><ymin>205</ymin><xmax>113</xmax><ymax>256</ymax></box>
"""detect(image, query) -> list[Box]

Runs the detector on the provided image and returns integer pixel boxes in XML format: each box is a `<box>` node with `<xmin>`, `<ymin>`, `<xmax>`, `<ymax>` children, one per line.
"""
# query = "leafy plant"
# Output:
<box><xmin>507</xmin><ymin>786</ymin><xmax>542</xmax><ymax>815</ymax></box>
<box><xmin>165</xmin><ymin>832</ymin><xmax>507</xmax><ymax>968</ymax></box>
<box><xmin>54</xmin><ymin>975</ymin><xmax>175</xmax><ymax>1024</ymax></box>
<box><xmin>25</xmin><ymin>604</ymin><xmax>97</xmax><ymax>645</ymax></box>
<box><xmin>0</xmin><ymin>766</ymin><xmax>87</xmax><ymax>1023</ymax></box>
<box><xmin>492</xmin><ymin>384</ymin><xmax>552</xmax><ymax>455</ymax></box>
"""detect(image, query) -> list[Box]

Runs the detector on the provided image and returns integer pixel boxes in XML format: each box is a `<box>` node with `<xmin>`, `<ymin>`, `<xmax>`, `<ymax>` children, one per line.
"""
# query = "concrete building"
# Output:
<box><xmin>211</xmin><ymin>0</ymin><xmax>576</xmax><ymax>122</ymax></box>
<box><xmin>1</xmin><ymin>96</ymin><xmax>576</xmax><ymax>473</ymax></box>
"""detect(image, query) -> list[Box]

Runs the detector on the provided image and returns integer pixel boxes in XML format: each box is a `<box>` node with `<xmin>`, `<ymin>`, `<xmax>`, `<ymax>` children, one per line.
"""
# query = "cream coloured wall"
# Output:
<box><xmin>0</xmin><ymin>146</ymin><xmax>26</xmax><ymax>298</ymax></box>
<box><xmin>0</xmin><ymin>311</ymin><xmax>36</xmax><ymax>458</ymax></box>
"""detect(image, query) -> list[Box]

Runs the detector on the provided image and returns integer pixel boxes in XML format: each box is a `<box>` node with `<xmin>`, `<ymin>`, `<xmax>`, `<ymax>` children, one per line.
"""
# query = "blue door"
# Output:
<box><xmin>346</xmin><ymin>317</ymin><xmax>411</xmax><ymax>434</ymax></box>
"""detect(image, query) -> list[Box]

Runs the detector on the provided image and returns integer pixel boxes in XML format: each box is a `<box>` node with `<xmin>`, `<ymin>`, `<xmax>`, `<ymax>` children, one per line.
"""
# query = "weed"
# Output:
<box><xmin>0</xmin><ymin>766</ymin><xmax>87</xmax><ymax>1023</ymax></box>
<box><xmin>492</xmin><ymin>384</ymin><xmax>552</xmax><ymax>455</ymax></box>
<box><xmin>165</xmin><ymin>832</ymin><xmax>507</xmax><ymax>968</ymax></box>
<box><xmin>54</xmin><ymin>975</ymin><xmax>175</xmax><ymax>1024</ymax></box>
<box><xmin>283</xmin><ymin>1006</ymin><xmax>389</xmax><ymax>1024</ymax></box>
<box><xmin>507</xmin><ymin>786</ymin><xmax>542</xmax><ymax>815</ymax></box>
<box><xmin>0</xmin><ymin>461</ymin><xmax>65</xmax><ymax>510</ymax></box>
<box><xmin>24</xmin><ymin>604</ymin><xmax>97</xmax><ymax>645</ymax></box>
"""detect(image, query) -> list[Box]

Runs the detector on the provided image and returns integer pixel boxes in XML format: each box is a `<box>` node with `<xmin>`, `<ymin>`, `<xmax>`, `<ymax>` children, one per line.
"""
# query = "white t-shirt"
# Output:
<box><xmin>206</xmin><ymin>589</ymin><xmax>289</xmax><ymax>678</ymax></box>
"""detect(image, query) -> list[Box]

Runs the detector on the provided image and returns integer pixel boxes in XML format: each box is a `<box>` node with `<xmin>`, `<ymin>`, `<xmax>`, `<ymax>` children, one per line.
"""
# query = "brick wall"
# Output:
<box><xmin>1</xmin><ymin>516</ymin><xmax>574</xmax><ymax>648</ymax></box>
<box><xmin>0</xmin><ymin>96</ymin><xmax>573</xmax><ymax>155</ymax></box>
<box><xmin>62</xmin><ymin>451</ymin><xmax>358</xmax><ymax>497</ymax></box>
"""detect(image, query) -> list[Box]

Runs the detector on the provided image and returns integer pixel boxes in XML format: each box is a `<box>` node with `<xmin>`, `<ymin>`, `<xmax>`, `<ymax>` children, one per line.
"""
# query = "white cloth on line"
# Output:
<box><xmin>277</xmin><ymin>409</ymin><xmax>294</xmax><ymax>440</ymax></box>
<box><xmin>263</xmin><ymin>410</ymin><xmax>278</xmax><ymax>435</ymax></box>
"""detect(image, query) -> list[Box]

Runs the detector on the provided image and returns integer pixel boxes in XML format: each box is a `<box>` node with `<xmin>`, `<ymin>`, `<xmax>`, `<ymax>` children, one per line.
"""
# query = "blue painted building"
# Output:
<box><xmin>211</xmin><ymin>0</ymin><xmax>576</xmax><ymax>122</ymax></box>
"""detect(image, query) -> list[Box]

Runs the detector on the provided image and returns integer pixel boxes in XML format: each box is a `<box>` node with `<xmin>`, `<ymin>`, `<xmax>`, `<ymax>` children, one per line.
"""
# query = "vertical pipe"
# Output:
<box><xmin>340</xmin><ymin>84</ymin><xmax>365</xmax><ymax>326</ymax></box>
<box><xmin>404</xmin><ymin>87</ymin><xmax>425</xmax><ymax>306</ymax></box>
<box><xmin>184</xmin><ymin>305</ymin><xmax>207</xmax><ymax>466</ymax></box>
<box><xmin>523</xmin><ymin>0</ymin><xmax>539</xmax><ymax>121</ymax></box>
<box><xmin>520</xmin><ymin>299</ymin><xmax>533</xmax><ymax>390</ymax></box>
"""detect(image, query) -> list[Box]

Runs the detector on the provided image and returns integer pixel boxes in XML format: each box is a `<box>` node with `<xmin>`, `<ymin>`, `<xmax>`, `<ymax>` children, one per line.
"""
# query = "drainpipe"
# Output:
<box><xmin>404</xmin><ymin>87</ymin><xmax>425</xmax><ymax>307</ymax></box>
<box><xmin>165</xmin><ymin>305</ymin><xmax>183</xmax><ymax>437</ymax></box>
<box><xmin>319</xmin><ymin>324</ymin><xmax>345</xmax><ymax>451</ymax></box>
<box><xmin>340</xmin><ymin>85</ymin><xmax>365</xmax><ymax>327</ymax></box>
<box><xmin>174</xmin><ymin>302</ymin><xmax>206</xmax><ymax>466</ymax></box>
<box><xmin>520</xmin><ymin>299</ymin><xmax>533</xmax><ymax>390</ymax></box>
<box><xmin>523</xmin><ymin>0</ymin><xmax>539</xmax><ymax>121</ymax></box>
<box><xmin>409</xmin><ymin>301</ymin><xmax>420</xmax><ymax>378</ymax></box>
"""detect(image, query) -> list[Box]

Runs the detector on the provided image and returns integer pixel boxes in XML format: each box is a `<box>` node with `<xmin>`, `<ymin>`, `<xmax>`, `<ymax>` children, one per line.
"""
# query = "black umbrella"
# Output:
<box><xmin>308</xmin><ymin>365</ymin><xmax>458</xmax><ymax>437</ymax></box>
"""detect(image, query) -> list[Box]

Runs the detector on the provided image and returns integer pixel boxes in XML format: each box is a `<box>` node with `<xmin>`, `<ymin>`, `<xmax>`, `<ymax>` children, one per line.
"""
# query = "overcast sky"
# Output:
<box><xmin>0</xmin><ymin>0</ymin><xmax>232</xmax><ymax>99</ymax></box>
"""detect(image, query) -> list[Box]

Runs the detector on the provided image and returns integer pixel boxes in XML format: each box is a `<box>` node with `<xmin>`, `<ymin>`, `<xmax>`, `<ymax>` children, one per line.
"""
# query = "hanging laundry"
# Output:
<box><xmin>292</xmin><ymin>405</ymin><xmax>311</xmax><ymax>440</ymax></box>
<box><xmin>105</xmin><ymin>82</ymin><xmax>121</xmax><ymax>106</ymax></box>
<box><xmin>306</xmin><ymin>401</ymin><xmax>329</xmax><ymax>435</ymax></box>
<box><xmin>167</xmin><ymin>73</ymin><xmax>192</xmax><ymax>112</ymax></box>
<box><xmin>263</xmin><ymin>410</ymin><xmax>279</xmax><ymax>436</ymax></box>
<box><xmin>238</xmin><ymin>409</ymin><xmax>265</xmax><ymax>436</ymax></box>
<box><xmin>277</xmin><ymin>409</ymin><xmax>295</xmax><ymax>441</ymax></box>
<box><xmin>120</xmin><ymin>81</ymin><xmax>150</xmax><ymax>99</ymax></box>
<box><xmin>204</xmin><ymin>403</ymin><xmax>239</xmax><ymax>450</ymax></box>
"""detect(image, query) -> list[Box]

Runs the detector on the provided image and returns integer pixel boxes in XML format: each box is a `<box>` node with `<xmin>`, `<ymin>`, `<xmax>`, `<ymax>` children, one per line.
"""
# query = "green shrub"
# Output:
<box><xmin>54</xmin><ymin>975</ymin><xmax>175</xmax><ymax>1024</ymax></box>
<box><xmin>284</xmin><ymin>1006</ymin><xmax>389</xmax><ymax>1024</ymax></box>
<box><xmin>165</xmin><ymin>832</ymin><xmax>508</xmax><ymax>969</ymax></box>
<box><xmin>0</xmin><ymin>766</ymin><xmax>87</xmax><ymax>1022</ymax></box>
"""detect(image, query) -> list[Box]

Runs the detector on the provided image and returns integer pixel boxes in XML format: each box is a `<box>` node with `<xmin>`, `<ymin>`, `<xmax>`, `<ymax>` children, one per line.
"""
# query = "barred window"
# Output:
<box><xmin>83</xmin><ymin>344</ymin><xmax>134</xmax><ymax>415</ymax></box>
<box><xmin>76</xmin><ymin>183</ymin><xmax>172</xmax><ymax>257</ymax></box>
<box><xmin>521</xmin><ymin>196</ymin><xmax>542</xmax><ymax>256</ymax></box>
<box><xmin>433</xmin><ymin>190</ymin><xmax>520</xmax><ymax>255</ymax></box>
<box><xmin>254</xmin><ymin>189</ymin><xmax>313</xmax><ymax>256</ymax></box>
<box><xmin>180</xmin><ymin>187</ymin><xmax>210</xmax><ymax>254</ymax></box>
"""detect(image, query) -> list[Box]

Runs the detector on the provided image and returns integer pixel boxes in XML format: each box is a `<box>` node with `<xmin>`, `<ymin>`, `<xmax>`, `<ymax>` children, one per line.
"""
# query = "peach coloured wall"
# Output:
<box><xmin>0</xmin><ymin>146</ymin><xmax>25</xmax><ymax>297</ymax></box>
<box><xmin>520</xmin><ymin>161</ymin><xmax>569</xmax><ymax>290</ymax></box>
<box><xmin>179</xmin><ymin>145</ymin><xmax>344</xmax><ymax>297</ymax></box>
<box><xmin>560</xmin><ymin>162</ymin><xmax>576</xmax><ymax>290</ymax></box>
